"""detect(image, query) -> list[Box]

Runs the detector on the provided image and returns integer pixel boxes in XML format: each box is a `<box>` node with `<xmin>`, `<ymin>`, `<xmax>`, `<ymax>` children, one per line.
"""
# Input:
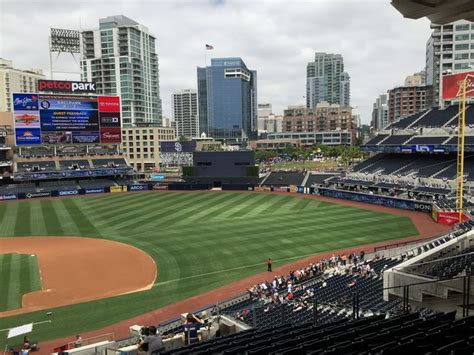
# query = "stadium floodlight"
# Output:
<box><xmin>49</xmin><ymin>28</ymin><xmax>81</xmax><ymax>79</ymax></box>
<box><xmin>50</xmin><ymin>28</ymin><xmax>80</xmax><ymax>53</ymax></box>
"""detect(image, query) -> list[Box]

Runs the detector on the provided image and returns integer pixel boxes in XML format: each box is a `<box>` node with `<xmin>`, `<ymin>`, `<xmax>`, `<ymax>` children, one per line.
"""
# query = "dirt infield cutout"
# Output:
<box><xmin>0</xmin><ymin>237</ymin><xmax>157</xmax><ymax>317</ymax></box>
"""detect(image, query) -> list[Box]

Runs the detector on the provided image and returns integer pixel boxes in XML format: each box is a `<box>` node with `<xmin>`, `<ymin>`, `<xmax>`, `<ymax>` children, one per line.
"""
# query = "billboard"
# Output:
<box><xmin>38</xmin><ymin>80</ymin><xmax>96</xmax><ymax>94</ymax></box>
<box><xmin>160</xmin><ymin>141</ymin><xmax>196</xmax><ymax>153</ymax></box>
<box><xmin>13</xmin><ymin>93</ymin><xmax>121</xmax><ymax>146</ymax></box>
<box><xmin>442</xmin><ymin>71</ymin><xmax>474</xmax><ymax>99</ymax></box>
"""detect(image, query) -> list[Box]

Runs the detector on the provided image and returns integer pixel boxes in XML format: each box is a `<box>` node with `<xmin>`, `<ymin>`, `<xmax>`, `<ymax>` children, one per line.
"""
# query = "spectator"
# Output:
<box><xmin>183</xmin><ymin>313</ymin><xmax>204</xmax><ymax>346</ymax></box>
<box><xmin>74</xmin><ymin>335</ymin><xmax>82</xmax><ymax>348</ymax></box>
<box><xmin>139</xmin><ymin>326</ymin><xmax>164</xmax><ymax>354</ymax></box>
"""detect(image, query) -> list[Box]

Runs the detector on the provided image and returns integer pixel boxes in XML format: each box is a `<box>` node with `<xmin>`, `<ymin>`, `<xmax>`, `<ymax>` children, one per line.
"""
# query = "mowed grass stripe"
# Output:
<box><xmin>61</xmin><ymin>199</ymin><xmax>102</xmax><ymax>237</ymax></box>
<box><xmin>166</xmin><ymin>192</ymin><xmax>254</xmax><ymax>226</ymax></box>
<box><xmin>95</xmin><ymin>192</ymin><xmax>194</xmax><ymax>228</ymax></box>
<box><xmin>226</xmin><ymin>194</ymin><xmax>276</xmax><ymax>218</ymax></box>
<box><xmin>116</xmin><ymin>192</ymin><xmax>223</xmax><ymax>231</ymax></box>
<box><xmin>29</xmin><ymin>201</ymin><xmax>48</xmax><ymax>236</ymax></box>
<box><xmin>0</xmin><ymin>203</ymin><xmax>19</xmax><ymax>236</ymax></box>
<box><xmin>14</xmin><ymin>202</ymin><xmax>31</xmax><ymax>236</ymax></box>
<box><xmin>40</xmin><ymin>200</ymin><xmax>64</xmax><ymax>235</ymax></box>
<box><xmin>0</xmin><ymin>254</ymin><xmax>13</xmax><ymax>310</ymax></box>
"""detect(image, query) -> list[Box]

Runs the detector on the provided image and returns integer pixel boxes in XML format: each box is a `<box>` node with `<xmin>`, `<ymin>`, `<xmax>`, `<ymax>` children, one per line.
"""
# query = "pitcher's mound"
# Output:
<box><xmin>0</xmin><ymin>237</ymin><xmax>157</xmax><ymax>317</ymax></box>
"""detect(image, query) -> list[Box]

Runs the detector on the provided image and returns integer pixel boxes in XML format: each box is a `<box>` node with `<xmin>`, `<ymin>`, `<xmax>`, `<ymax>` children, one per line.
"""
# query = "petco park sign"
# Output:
<box><xmin>38</xmin><ymin>80</ymin><xmax>96</xmax><ymax>94</ymax></box>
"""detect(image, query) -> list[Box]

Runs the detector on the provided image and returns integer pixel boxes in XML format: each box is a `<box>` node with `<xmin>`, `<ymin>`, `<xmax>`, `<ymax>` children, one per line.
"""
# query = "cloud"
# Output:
<box><xmin>0</xmin><ymin>0</ymin><xmax>431</xmax><ymax>123</ymax></box>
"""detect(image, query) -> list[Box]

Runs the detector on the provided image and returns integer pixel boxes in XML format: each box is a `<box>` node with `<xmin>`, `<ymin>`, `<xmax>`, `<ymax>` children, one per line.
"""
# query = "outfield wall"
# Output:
<box><xmin>317</xmin><ymin>188</ymin><xmax>433</xmax><ymax>213</ymax></box>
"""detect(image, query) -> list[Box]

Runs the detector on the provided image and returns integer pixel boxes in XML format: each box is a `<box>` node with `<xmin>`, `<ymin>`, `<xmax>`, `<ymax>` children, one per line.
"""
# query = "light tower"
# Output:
<box><xmin>48</xmin><ymin>28</ymin><xmax>81</xmax><ymax>79</ymax></box>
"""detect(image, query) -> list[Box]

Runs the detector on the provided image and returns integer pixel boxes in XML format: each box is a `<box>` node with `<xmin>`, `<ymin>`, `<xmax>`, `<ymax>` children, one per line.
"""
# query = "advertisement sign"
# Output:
<box><xmin>25</xmin><ymin>191</ymin><xmax>51</xmax><ymax>199</ymax></box>
<box><xmin>16</xmin><ymin>128</ymin><xmax>41</xmax><ymax>146</ymax></box>
<box><xmin>0</xmin><ymin>194</ymin><xmax>17</xmax><ymax>201</ymax></box>
<box><xmin>85</xmin><ymin>188</ymin><xmax>105</xmax><ymax>194</ymax></box>
<box><xmin>99</xmin><ymin>112</ymin><xmax>121</xmax><ymax>127</ymax></box>
<box><xmin>160</xmin><ymin>141</ymin><xmax>197</xmax><ymax>153</ymax></box>
<box><xmin>39</xmin><ymin>94</ymin><xmax>97</xmax><ymax>110</ymax></box>
<box><xmin>13</xmin><ymin>93</ymin><xmax>39</xmax><ymax>111</ymax></box>
<box><xmin>436</xmin><ymin>211</ymin><xmax>470</xmax><ymax>225</ymax></box>
<box><xmin>150</xmin><ymin>173</ymin><xmax>165</xmax><ymax>181</ymax></box>
<box><xmin>13</xmin><ymin>91</ymin><xmax>121</xmax><ymax>145</ymax></box>
<box><xmin>318</xmin><ymin>188</ymin><xmax>433</xmax><ymax>213</ymax></box>
<box><xmin>100</xmin><ymin>127</ymin><xmax>121</xmax><ymax>144</ymax></box>
<box><xmin>399</xmin><ymin>145</ymin><xmax>445</xmax><ymax>153</ymax></box>
<box><xmin>98</xmin><ymin>96</ymin><xmax>120</xmax><ymax>112</ymax></box>
<box><xmin>442</xmin><ymin>71</ymin><xmax>474</xmax><ymax>99</ymax></box>
<box><xmin>110</xmin><ymin>185</ymin><xmax>126</xmax><ymax>193</ymax></box>
<box><xmin>129</xmin><ymin>184</ymin><xmax>148</xmax><ymax>191</ymax></box>
<box><xmin>38</xmin><ymin>80</ymin><xmax>96</xmax><ymax>94</ymax></box>
<box><xmin>72</xmin><ymin>132</ymin><xmax>100</xmax><ymax>144</ymax></box>
<box><xmin>40</xmin><ymin>109</ymin><xmax>99</xmax><ymax>131</ymax></box>
<box><xmin>59</xmin><ymin>190</ymin><xmax>79</xmax><ymax>196</ymax></box>
<box><xmin>14</xmin><ymin>112</ymin><xmax>40</xmax><ymax>128</ymax></box>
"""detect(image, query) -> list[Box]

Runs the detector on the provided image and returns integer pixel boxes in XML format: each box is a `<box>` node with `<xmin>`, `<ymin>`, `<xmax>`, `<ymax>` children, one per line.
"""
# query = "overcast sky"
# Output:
<box><xmin>0</xmin><ymin>0</ymin><xmax>431</xmax><ymax>124</ymax></box>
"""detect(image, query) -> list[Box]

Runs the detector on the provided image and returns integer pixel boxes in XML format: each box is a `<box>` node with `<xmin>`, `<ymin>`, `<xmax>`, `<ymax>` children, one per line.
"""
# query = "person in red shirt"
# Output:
<box><xmin>267</xmin><ymin>258</ymin><xmax>272</xmax><ymax>272</ymax></box>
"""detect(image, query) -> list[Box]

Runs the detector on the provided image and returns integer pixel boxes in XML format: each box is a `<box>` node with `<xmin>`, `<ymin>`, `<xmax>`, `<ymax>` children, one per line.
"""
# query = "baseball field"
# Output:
<box><xmin>0</xmin><ymin>191</ymin><xmax>421</xmax><ymax>347</ymax></box>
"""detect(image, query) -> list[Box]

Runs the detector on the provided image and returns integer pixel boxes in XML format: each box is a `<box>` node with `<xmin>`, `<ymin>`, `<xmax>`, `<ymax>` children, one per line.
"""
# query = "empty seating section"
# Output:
<box><xmin>412</xmin><ymin>106</ymin><xmax>459</xmax><ymax>128</ymax></box>
<box><xmin>17</xmin><ymin>161</ymin><xmax>56</xmax><ymax>172</ymax></box>
<box><xmin>365</xmin><ymin>134</ymin><xmax>388</xmax><ymax>145</ymax></box>
<box><xmin>396</xmin><ymin>155</ymin><xmax>456</xmax><ymax>178</ymax></box>
<box><xmin>0</xmin><ymin>183</ymin><xmax>36</xmax><ymax>194</ymax></box>
<box><xmin>356</xmin><ymin>154</ymin><xmax>419</xmax><ymax>175</ymax></box>
<box><xmin>162</xmin><ymin>311</ymin><xmax>474</xmax><ymax>355</ymax></box>
<box><xmin>92</xmin><ymin>158</ymin><xmax>128</xmax><ymax>168</ymax></box>
<box><xmin>262</xmin><ymin>172</ymin><xmax>305</xmax><ymax>186</ymax></box>
<box><xmin>379</xmin><ymin>135</ymin><xmax>413</xmax><ymax>145</ymax></box>
<box><xmin>388</xmin><ymin>110</ymin><xmax>427</xmax><ymax>129</ymax></box>
<box><xmin>406</xmin><ymin>136</ymin><xmax>448</xmax><ymax>145</ymax></box>
<box><xmin>408</xmin><ymin>246</ymin><xmax>474</xmax><ymax>280</ymax></box>
<box><xmin>59</xmin><ymin>160</ymin><xmax>90</xmax><ymax>170</ymax></box>
<box><xmin>304</xmin><ymin>174</ymin><xmax>338</xmax><ymax>187</ymax></box>
<box><xmin>445</xmin><ymin>135</ymin><xmax>474</xmax><ymax>145</ymax></box>
<box><xmin>434</xmin><ymin>154</ymin><xmax>474</xmax><ymax>180</ymax></box>
<box><xmin>38</xmin><ymin>180</ymin><xmax>78</xmax><ymax>192</ymax></box>
<box><xmin>352</xmin><ymin>154</ymin><xmax>387</xmax><ymax>172</ymax></box>
<box><xmin>79</xmin><ymin>179</ymin><xmax>117</xmax><ymax>189</ymax></box>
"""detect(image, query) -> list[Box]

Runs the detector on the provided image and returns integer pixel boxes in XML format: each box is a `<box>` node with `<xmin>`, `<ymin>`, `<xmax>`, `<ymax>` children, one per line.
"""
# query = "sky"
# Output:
<box><xmin>0</xmin><ymin>0</ymin><xmax>432</xmax><ymax>124</ymax></box>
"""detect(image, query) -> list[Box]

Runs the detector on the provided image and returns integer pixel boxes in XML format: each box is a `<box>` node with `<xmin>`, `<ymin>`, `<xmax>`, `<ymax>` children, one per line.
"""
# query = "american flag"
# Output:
<box><xmin>205</xmin><ymin>44</ymin><xmax>214</xmax><ymax>50</ymax></box>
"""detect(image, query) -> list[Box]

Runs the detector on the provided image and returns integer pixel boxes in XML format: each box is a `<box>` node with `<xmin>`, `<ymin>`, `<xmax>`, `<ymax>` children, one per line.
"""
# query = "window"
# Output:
<box><xmin>455</xmin><ymin>24</ymin><xmax>470</xmax><ymax>31</ymax></box>
<box><xmin>455</xmin><ymin>34</ymin><xmax>469</xmax><ymax>41</ymax></box>
<box><xmin>455</xmin><ymin>53</ymin><xmax>469</xmax><ymax>60</ymax></box>
<box><xmin>454</xmin><ymin>63</ymin><xmax>470</xmax><ymax>70</ymax></box>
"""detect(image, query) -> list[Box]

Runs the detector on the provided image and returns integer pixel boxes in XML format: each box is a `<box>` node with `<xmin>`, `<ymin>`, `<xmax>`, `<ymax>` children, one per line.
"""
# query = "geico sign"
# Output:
<box><xmin>0</xmin><ymin>130</ymin><xmax>6</xmax><ymax>138</ymax></box>
<box><xmin>38</xmin><ymin>80</ymin><xmax>96</xmax><ymax>93</ymax></box>
<box><xmin>59</xmin><ymin>190</ymin><xmax>79</xmax><ymax>196</ymax></box>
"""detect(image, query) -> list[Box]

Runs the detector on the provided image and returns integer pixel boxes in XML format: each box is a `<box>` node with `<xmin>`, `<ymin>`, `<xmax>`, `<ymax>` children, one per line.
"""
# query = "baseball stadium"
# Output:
<box><xmin>2</xmin><ymin>2</ymin><xmax>474</xmax><ymax>354</ymax></box>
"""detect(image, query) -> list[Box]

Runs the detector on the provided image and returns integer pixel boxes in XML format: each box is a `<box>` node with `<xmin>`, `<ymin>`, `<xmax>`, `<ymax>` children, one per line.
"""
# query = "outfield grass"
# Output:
<box><xmin>0</xmin><ymin>192</ymin><xmax>418</xmax><ymax>346</ymax></box>
<box><xmin>0</xmin><ymin>253</ymin><xmax>41</xmax><ymax>311</ymax></box>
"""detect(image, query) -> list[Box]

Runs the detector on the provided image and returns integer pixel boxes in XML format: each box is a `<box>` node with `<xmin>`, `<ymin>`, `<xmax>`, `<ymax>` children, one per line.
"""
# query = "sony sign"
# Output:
<box><xmin>38</xmin><ymin>80</ymin><xmax>96</xmax><ymax>93</ymax></box>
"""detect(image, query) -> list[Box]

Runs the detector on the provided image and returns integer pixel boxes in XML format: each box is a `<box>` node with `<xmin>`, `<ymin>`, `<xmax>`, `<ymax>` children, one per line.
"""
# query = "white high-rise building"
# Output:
<box><xmin>306</xmin><ymin>52</ymin><xmax>350</xmax><ymax>108</ymax></box>
<box><xmin>80</xmin><ymin>15</ymin><xmax>162</xmax><ymax>127</ymax></box>
<box><xmin>371</xmin><ymin>94</ymin><xmax>389</xmax><ymax>131</ymax></box>
<box><xmin>0</xmin><ymin>58</ymin><xmax>44</xmax><ymax>112</ymax></box>
<box><xmin>426</xmin><ymin>20</ymin><xmax>474</xmax><ymax>106</ymax></box>
<box><xmin>257</xmin><ymin>103</ymin><xmax>282</xmax><ymax>135</ymax></box>
<box><xmin>172</xmin><ymin>89</ymin><xmax>198</xmax><ymax>139</ymax></box>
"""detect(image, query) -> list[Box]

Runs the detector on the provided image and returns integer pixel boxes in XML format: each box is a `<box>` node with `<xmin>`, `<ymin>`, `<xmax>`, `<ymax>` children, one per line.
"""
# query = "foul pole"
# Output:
<box><xmin>456</xmin><ymin>79</ymin><xmax>467</xmax><ymax>224</ymax></box>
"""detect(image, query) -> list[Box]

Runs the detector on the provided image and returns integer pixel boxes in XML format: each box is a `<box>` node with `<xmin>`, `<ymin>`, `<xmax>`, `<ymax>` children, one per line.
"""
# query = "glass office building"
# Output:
<box><xmin>197</xmin><ymin>58</ymin><xmax>257</xmax><ymax>141</ymax></box>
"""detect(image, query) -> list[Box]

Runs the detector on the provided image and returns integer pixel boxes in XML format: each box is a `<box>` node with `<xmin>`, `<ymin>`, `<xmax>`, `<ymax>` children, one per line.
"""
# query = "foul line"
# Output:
<box><xmin>152</xmin><ymin>251</ymin><xmax>328</xmax><ymax>287</ymax></box>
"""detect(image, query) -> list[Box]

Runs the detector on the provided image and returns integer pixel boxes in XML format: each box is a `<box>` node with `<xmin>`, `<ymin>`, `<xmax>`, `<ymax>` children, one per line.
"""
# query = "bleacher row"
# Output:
<box><xmin>352</xmin><ymin>153</ymin><xmax>474</xmax><ymax>181</ymax></box>
<box><xmin>260</xmin><ymin>172</ymin><xmax>338</xmax><ymax>187</ymax></box>
<box><xmin>16</xmin><ymin>158</ymin><xmax>128</xmax><ymax>173</ymax></box>
<box><xmin>162</xmin><ymin>311</ymin><xmax>474</xmax><ymax>355</ymax></box>
<box><xmin>408</xmin><ymin>245</ymin><xmax>474</xmax><ymax>280</ymax></box>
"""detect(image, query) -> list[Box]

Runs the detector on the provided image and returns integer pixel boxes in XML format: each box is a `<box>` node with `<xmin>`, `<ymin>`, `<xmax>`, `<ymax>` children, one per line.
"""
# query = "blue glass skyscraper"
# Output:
<box><xmin>197</xmin><ymin>58</ymin><xmax>257</xmax><ymax>141</ymax></box>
